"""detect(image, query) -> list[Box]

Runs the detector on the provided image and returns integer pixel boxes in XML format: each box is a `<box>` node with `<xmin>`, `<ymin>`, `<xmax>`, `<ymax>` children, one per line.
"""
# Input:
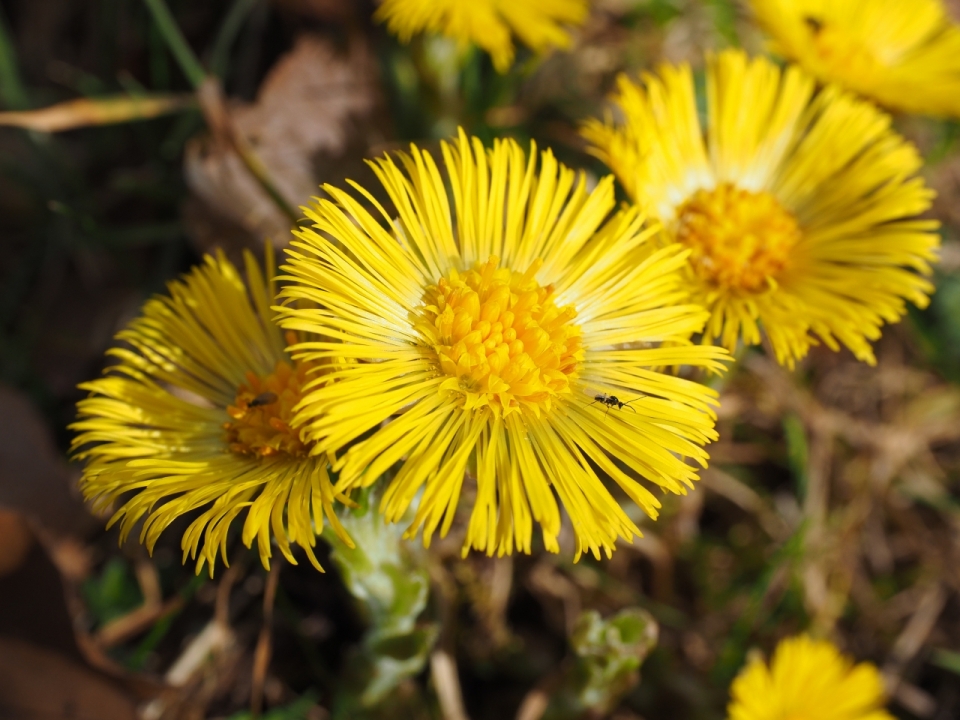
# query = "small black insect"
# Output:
<box><xmin>590</xmin><ymin>393</ymin><xmax>640</xmax><ymax>414</ymax></box>
<box><xmin>249</xmin><ymin>391</ymin><xmax>278</xmax><ymax>408</ymax></box>
<box><xmin>804</xmin><ymin>16</ymin><xmax>824</xmax><ymax>33</ymax></box>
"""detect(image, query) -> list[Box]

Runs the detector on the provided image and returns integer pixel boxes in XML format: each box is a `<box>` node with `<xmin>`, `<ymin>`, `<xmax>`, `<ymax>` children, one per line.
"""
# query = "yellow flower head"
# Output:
<box><xmin>582</xmin><ymin>50</ymin><xmax>940</xmax><ymax>368</ymax></box>
<box><xmin>277</xmin><ymin>130</ymin><xmax>728</xmax><ymax>561</ymax></box>
<box><xmin>749</xmin><ymin>0</ymin><xmax>960</xmax><ymax>118</ymax></box>
<box><xmin>728</xmin><ymin>635</ymin><xmax>894</xmax><ymax>720</ymax></box>
<box><xmin>71</xmin><ymin>249</ymin><xmax>354</xmax><ymax>575</ymax></box>
<box><xmin>375</xmin><ymin>0</ymin><xmax>589</xmax><ymax>72</ymax></box>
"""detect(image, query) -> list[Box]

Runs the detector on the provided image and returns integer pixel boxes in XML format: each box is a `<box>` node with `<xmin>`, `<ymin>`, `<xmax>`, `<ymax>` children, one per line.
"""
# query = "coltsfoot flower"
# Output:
<box><xmin>71</xmin><ymin>249</ymin><xmax>353</xmax><ymax>574</ymax></box>
<box><xmin>375</xmin><ymin>0</ymin><xmax>589</xmax><ymax>72</ymax></box>
<box><xmin>277</xmin><ymin>129</ymin><xmax>728</xmax><ymax>561</ymax></box>
<box><xmin>749</xmin><ymin>0</ymin><xmax>960</xmax><ymax>118</ymax></box>
<box><xmin>582</xmin><ymin>49</ymin><xmax>940</xmax><ymax>368</ymax></box>
<box><xmin>728</xmin><ymin>635</ymin><xmax>894</xmax><ymax>720</ymax></box>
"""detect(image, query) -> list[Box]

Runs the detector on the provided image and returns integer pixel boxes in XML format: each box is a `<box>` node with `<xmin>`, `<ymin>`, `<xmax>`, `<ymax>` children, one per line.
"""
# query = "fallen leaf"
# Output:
<box><xmin>0</xmin><ymin>508</ymin><xmax>32</xmax><ymax>577</ymax></box>
<box><xmin>0</xmin><ymin>384</ymin><xmax>94</xmax><ymax>535</ymax></box>
<box><xmin>0</xmin><ymin>636</ymin><xmax>137</xmax><ymax>720</ymax></box>
<box><xmin>184</xmin><ymin>35</ymin><xmax>380</xmax><ymax>246</ymax></box>
<box><xmin>0</xmin><ymin>94</ymin><xmax>194</xmax><ymax>132</ymax></box>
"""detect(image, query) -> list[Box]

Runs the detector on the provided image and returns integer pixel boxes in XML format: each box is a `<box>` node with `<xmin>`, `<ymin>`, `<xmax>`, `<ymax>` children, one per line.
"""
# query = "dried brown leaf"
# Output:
<box><xmin>0</xmin><ymin>637</ymin><xmax>137</xmax><ymax>720</ymax></box>
<box><xmin>0</xmin><ymin>508</ymin><xmax>32</xmax><ymax>577</ymax></box>
<box><xmin>184</xmin><ymin>35</ymin><xmax>379</xmax><ymax>246</ymax></box>
<box><xmin>0</xmin><ymin>384</ymin><xmax>93</xmax><ymax>535</ymax></box>
<box><xmin>0</xmin><ymin>94</ymin><xmax>193</xmax><ymax>132</ymax></box>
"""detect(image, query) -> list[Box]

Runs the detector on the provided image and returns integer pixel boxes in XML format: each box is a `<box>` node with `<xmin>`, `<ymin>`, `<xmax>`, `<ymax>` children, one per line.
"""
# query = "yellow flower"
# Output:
<box><xmin>728</xmin><ymin>635</ymin><xmax>894</xmax><ymax>720</ymax></box>
<box><xmin>71</xmin><ymin>249</ymin><xmax>353</xmax><ymax>575</ymax></box>
<box><xmin>374</xmin><ymin>0</ymin><xmax>589</xmax><ymax>72</ymax></box>
<box><xmin>748</xmin><ymin>0</ymin><xmax>960</xmax><ymax>118</ymax></box>
<box><xmin>582</xmin><ymin>50</ymin><xmax>940</xmax><ymax>368</ymax></box>
<box><xmin>277</xmin><ymin>130</ymin><xmax>727</xmax><ymax>561</ymax></box>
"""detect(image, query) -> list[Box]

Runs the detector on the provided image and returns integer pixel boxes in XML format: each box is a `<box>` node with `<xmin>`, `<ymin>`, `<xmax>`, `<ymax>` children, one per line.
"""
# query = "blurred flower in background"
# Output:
<box><xmin>277</xmin><ymin>129</ymin><xmax>728</xmax><ymax>561</ymax></box>
<box><xmin>583</xmin><ymin>49</ymin><xmax>940</xmax><ymax>368</ymax></box>
<box><xmin>748</xmin><ymin>0</ymin><xmax>960</xmax><ymax>118</ymax></box>
<box><xmin>727</xmin><ymin>634</ymin><xmax>893</xmax><ymax>720</ymax></box>
<box><xmin>375</xmin><ymin>0</ymin><xmax>590</xmax><ymax>72</ymax></box>
<box><xmin>71</xmin><ymin>249</ymin><xmax>353</xmax><ymax>575</ymax></box>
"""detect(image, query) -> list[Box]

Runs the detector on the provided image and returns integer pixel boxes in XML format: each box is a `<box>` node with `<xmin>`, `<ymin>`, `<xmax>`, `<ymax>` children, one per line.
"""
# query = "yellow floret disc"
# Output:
<box><xmin>225</xmin><ymin>356</ymin><xmax>314</xmax><ymax>458</ymax></box>
<box><xmin>674</xmin><ymin>183</ymin><xmax>801</xmax><ymax>293</ymax></box>
<box><xmin>417</xmin><ymin>255</ymin><xmax>583</xmax><ymax>414</ymax></box>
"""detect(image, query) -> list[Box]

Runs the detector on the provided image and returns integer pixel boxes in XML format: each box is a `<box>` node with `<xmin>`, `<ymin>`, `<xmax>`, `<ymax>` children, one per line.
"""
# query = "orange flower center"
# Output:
<box><xmin>224</xmin><ymin>358</ymin><xmax>314</xmax><ymax>459</ymax></box>
<box><xmin>674</xmin><ymin>183</ymin><xmax>801</xmax><ymax>293</ymax></box>
<box><xmin>418</xmin><ymin>255</ymin><xmax>583</xmax><ymax>414</ymax></box>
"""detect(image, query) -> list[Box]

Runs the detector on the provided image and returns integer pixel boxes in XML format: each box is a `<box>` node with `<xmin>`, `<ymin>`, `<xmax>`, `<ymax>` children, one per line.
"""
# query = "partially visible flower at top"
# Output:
<box><xmin>71</xmin><ymin>249</ymin><xmax>353</xmax><ymax>575</ymax></box>
<box><xmin>582</xmin><ymin>49</ymin><xmax>940</xmax><ymax>368</ymax></box>
<box><xmin>374</xmin><ymin>0</ymin><xmax>590</xmax><ymax>73</ymax></box>
<box><xmin>728</xmin><ymin>634</ymin><xmax>894</xmax><ymax>720</ymax></box>
<box><xmin>277</xmin><ymin>129</ymin><xmax>728</xmax><ymax>562</ymax></box>
<box><xmin>748</xmin><ymin>0</ymin><xmax>960</xmax><ymax>118</ymax></box>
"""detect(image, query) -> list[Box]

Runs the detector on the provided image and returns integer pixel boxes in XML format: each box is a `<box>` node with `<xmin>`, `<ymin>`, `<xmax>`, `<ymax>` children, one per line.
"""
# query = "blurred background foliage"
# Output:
<box><xmin>0</xmin><ymin>0</ymin><xmax>958</xmax><ymax>719</ymax></box>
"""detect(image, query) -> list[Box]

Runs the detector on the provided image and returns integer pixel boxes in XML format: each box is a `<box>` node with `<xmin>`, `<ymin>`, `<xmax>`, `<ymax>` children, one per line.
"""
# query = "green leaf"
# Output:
<box><xmin>82</xmin><ymin>557</ymin><xmax>143</xmax><ymax>627</ymax></box>
<box><xmin>782</xmin><ymin>413</ymin><xmax>808</xmax><ymax>500</ymax></box>
<box><xmin>324</xmin><ymin>489</ymin><xmax>439</xmax><ymax>716</ymax></box>
<box><xmin>932</xmin><ymin>648</ymin><xmax>960</xmax><ymax>676</ymax></box>
<box><xmin>910</xmin><ymin>269</ymin><xmax>960</xmax><ymax>383</ymax></box>
<box><xmin>0</xmin><ymin>5</ymin><xmax>28</xmax><ymax>110</ymax></box>
<box><xmin>228</xmin><ymin>692</ymin><xmax>320</xmax><ymax>719</ymax></box>
<box><xmin>545</xmin><ymin>608</ymin><xmax>658</xmax><ymax>719</ymax></box>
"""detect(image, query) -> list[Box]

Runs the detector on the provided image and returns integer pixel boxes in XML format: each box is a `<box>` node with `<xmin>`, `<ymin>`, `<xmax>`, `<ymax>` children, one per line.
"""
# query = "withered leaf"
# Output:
<box><xmin>184</xmin><ymin>35</ymin><xmax>379</xmax><ymax>247</ymax></box>
<box><xmin>0</xmin><ymin>637</ymin><xmax>137</xmax><ymax>720</ymax></box>
<box><xmin>0</xmin><ymin>508</ymin><xmax>32</xmax><ymax>577</ymax></box>
<box><xmin>0</xmin><ymin>384</ymin><xmax>93</xmax><ymax>536</ymax></box>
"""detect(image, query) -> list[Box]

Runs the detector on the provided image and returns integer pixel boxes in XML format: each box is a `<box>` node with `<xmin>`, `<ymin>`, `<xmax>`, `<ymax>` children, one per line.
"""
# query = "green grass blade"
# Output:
<box><xmin>0</xmin><ymin>5</ymin><xmax>28</xmax><ymax>109</ymax></box>
<box><xmin>210</xmin><ymin>0</ymin><xmax>260</xmax><ymax>80</ymax></box>
<box><xmin>142</xmin><ymin>0</ymin><xmax>207</xmax><ymax>88</ymax></box>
